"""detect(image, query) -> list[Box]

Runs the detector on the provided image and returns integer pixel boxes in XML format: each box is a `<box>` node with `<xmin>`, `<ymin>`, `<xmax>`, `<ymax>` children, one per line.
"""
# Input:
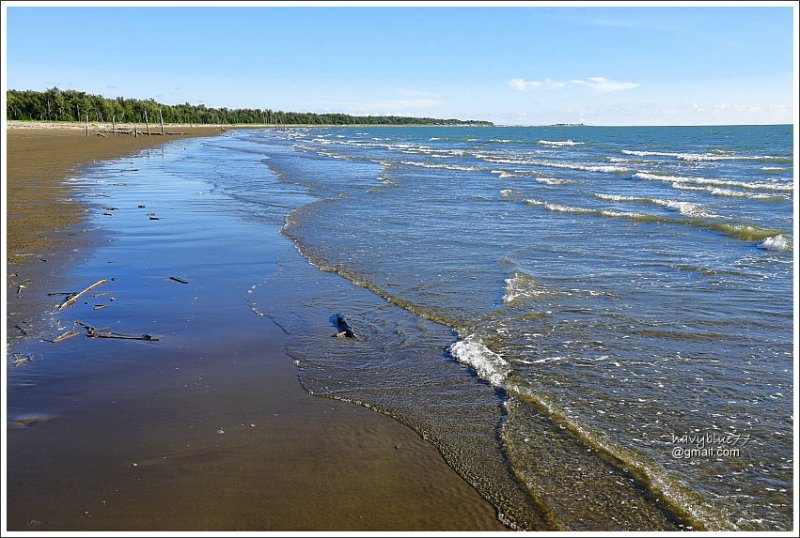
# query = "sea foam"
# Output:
<box><xmin>479</xmin><ymin>155</ymin><xmax>628</xmax><ymax>174</ymax></box>
<box><xmin>399</xmin><ymin>160</ymin><xmax>483</xmax><ymax>172</ymax></box>
<box><xmin>634</xmin><ymin>172</ymin><xmax>793</xmax><ymax>193</ymax></box>
<box><xmin>594</xmin><ymin>193</ymin><xmax>720</xmax><ymax>218</ymax></box>
<box><xmin>760</xmin><ymin>234</ymin><xmax>791</xmax><ymax>252</ymax></box>
<box><xmin>449</xmin><ymin>335</ymin><xmax>509</xmax><ymax>387</ymax></box>
<box><xmin>538</xmin><ymin>140</ymin><xmax>583</xmax><ymax>147</ymax></box>
<box><xmin>622</xmin><ymin>150</ymin><xmax>788</xmax><ymax>162</ymax></box>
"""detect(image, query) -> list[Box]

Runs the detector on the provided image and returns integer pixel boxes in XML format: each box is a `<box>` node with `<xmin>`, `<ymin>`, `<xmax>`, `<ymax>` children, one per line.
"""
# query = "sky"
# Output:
<box><xmin>3</xmin><ymin>3</ymin><xmax>797</xmax><ymax>126</ymax></box>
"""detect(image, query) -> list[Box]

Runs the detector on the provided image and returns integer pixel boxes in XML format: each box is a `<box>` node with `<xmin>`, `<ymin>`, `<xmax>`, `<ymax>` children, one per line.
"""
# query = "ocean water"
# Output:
<box><xmin>175</xmin><ymin>126</ymin><xmax>794</xmax><ymax>529</ymax></box>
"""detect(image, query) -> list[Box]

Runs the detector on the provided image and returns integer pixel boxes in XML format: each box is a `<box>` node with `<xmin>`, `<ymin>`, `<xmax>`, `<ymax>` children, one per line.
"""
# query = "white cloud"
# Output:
<box><xmin>508</xmin><ymin>77</ymin><xmax>565</xmax><ymax>91</ymax></box>
<box><xmin>509</xmin><ymin>78</ymin><xmax>541</xmax><ymax>91</ymax></box>
<box><xmin>574</xmin><ymin>77</ymin><xmax>640</xmax><ymax>93</ymax></box>
<box><xmin>511</xmin><ymin>76</ymin><xmax>636</xmax><ymax>93</ymax></box>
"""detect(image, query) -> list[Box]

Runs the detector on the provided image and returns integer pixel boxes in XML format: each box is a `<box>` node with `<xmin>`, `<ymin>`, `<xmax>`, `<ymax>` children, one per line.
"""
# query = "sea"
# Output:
<box><xmin>220</xmin><ymin>125</ymin><xmax>794</xmax><ymax>530</ymax></box>
<box><xmin>34</xmin><ymin>125</ymin><xmax>800</xmax><ymax>530</ymax></box>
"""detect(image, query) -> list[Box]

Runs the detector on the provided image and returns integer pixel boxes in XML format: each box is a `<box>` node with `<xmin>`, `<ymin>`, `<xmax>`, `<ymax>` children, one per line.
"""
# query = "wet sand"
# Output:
<box><xmin>6</xmin><ymin>123</ymin><xmax>225</xmax><ymax>344</ymax></box>
<box><xmin>4</xmin><ymin>124</ymin><xmax>507</xmax><ymax>531</ymax></box>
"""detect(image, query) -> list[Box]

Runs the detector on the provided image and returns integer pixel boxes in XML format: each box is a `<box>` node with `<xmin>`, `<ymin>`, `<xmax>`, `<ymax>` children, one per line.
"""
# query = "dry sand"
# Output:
<box><xmin>4</xmin><ymin>122</ymin><xmax>507</xmax><ymax>531</ymax></box>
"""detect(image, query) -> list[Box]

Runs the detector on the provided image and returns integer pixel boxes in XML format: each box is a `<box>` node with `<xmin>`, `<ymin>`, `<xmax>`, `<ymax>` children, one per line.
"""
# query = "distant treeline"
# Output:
<box><xmin>6</xmin><ymin>88</ymin><xmax>493</xmax><ymax>126</ymax></box>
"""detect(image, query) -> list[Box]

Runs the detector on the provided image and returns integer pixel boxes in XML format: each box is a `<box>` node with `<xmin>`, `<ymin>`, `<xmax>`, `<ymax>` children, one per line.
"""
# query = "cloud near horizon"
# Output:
<box><xmin>573</xmin><ymin>76</ymin><xmax>640</xmax><ymax>92</ymax></box>
<box><xmin>508</xmin><ymin>77</ymin><xmax>566</xmax><ymax>91</ymax></box>
<box><xmin>509</xmin><ymin>76</ymin><xmax>639</xmax><ymax>93</ymax></box>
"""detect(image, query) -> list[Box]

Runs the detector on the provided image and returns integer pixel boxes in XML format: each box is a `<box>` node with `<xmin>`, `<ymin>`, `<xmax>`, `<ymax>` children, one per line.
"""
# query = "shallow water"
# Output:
<box><xmin>238</xmin><ymin>125</ymin><xmax>793</xmax><ymax>531</ymax></box>
<box><xmin>6</xmin><ymin>136</ymin><xmax>504</xmax><ymax>531</ymax></box>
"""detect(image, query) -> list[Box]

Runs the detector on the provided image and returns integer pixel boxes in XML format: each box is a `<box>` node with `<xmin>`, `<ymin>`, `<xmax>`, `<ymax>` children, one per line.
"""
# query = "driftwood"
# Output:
<box><xmin>52</xmin><ymin>330</ymin><xmax>80</xmax><ymax>343</ymax></box>
<box><xmin>93</xmin><ymin>304</ymin><xmax>109</xmax><ymax>311</ymax></box>
<box><xmin>11</xmin><ymin>354</ymin><xmax>32</xmax><ymax>368</ymax></box>
<box><xmin>334</xmin><ymin>313</ymin><xmax>356</xmax><ymax>339</ymax></box>
<box><xmin>75</xmin><ymin>321</ymin><xmax>160</xmax><ymax>342</ymax></box>
<box><xmin>169</xmin><ymin>276</ymin><xmax>189</xmax><ymax>284</ymax></box>
<box><xmin>57</xmin><ymin>279</ymin><xmax>109</xmax><ymax>310</ymax></box>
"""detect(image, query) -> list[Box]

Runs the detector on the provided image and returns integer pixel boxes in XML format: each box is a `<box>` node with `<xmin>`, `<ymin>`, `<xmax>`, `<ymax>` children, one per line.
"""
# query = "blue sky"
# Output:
<box><xmin>4</xmin><ymin>4</ymin><xmax>796</xmax><ymax>125</ymax></box>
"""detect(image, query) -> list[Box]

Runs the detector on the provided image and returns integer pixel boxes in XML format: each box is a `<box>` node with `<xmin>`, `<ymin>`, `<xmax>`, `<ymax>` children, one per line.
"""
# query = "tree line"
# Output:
<box><xmin>6</xmin><ymin>88</ymin><xmax>493</xmax><ymax>126</ymax></box>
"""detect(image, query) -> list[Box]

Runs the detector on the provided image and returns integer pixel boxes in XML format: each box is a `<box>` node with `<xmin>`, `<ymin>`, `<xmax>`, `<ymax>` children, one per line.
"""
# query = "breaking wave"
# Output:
<box><xmin>522</xmin><ymin>198</ymin><xmax>784</xmax><ymax>242</ymax></box>
<box><xmin>594</xmin><ymin>193</ymin><xmax>721</xmax><ymax>218</ymax></box>
<box><xmin>448</xmin><ymin>334</ymin><xmax>509</xmax><ymax>387</ymax></box>
<box><xmin>760</xmin><ymin>234</ymin><xmax>792</xmax><ymax>252</ymax></box>
<box><xmin>538</xmin><ymin>140</ymin><xmax>583</xmax><ymax>147</ymax></box>
<box><xmin>633</xmin><ymin>172</ymin><xmax>793</xmax><ymax>193</ymax></box>
<box><xmin>478</xmin><ymin>155</ymin><xmax>628</xmax><ymax>174</ymax></box>
<box><xmin>622</xmin><ymin>150</ymin><xmax>791</xmax><ymax>163</ymax></box>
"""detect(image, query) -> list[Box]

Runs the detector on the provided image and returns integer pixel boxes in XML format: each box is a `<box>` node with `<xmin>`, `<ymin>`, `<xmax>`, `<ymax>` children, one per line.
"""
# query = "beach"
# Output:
<box><xmin>5</xmin><ymin>123</ymin><xmax>506</xmax><ymax>531</ymax></box>
<box><xmin>5</xmin><ymin>122</ymin><xmax>794</xmax><ymax>531</ymax></box>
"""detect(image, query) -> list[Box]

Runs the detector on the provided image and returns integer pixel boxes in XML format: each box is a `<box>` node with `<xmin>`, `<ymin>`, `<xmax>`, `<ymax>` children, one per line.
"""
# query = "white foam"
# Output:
<box><xmin>594</xmin><ymin>193</ymin><xmax>720</xmax><ymax>218</ymax></box>
<box><xmin>536</xmin><ymin>177</ymin><xmax>574</xmax><ymax>185</ymax></box>
<box><xmin>600</xmin><ymin>209</ymin><xmax>645</xmax><ymax>218</ymax></box>
<box><xmin>500</xmin><ymin>188</ymin><xmax>515</xmax><ymax>198</ymax></box>
<box><xmin>760</xmin><ymin>234</ymin><xmax>791</xmax><ymax>252</ymax></box>
<box><xmin>594</xmin><ymin>193</ymin><xmax>640</xmax><ymax>202</ymax></box>
<box><xmin>670</xmin><ymin>183</ymin><xmax>780</xmax><ymax>200</ymax></box>
<box><xmin>761</xmin><ymin>166</ymin><xmax>788</xmax><ymax>171</ymax></box>
<box><xmin>538</xmin><ymin>140</ymin><xmax>583</xmax><ymax>147</ymax></box>
<box><xmin>622</xmin><ymin>149</ymin><xmax>785</xmax><ymax>162</ymax></box>
<box><xmin>491</xmin><ymin>169</ymin><xmax>526</xmax><ymax>179</ymax></box>
<box><xmin>478</xmin><ymin>155</ymin><xmax>627</xmax><ymax>174</ymax></box>
<box><xmin>525</xmin><ymin>198</ymin><xmax>594</xmax><ymax>214</ymax></box>
<box><xmin>448</xmin><ymin>335</ymin><xmax>509</xmax><ymax>387</ymax></box>
<box><xmin>526</xmin><ymin>198</ymin><xmax>645</xmax><ymax>218</ymax></box>
<box><xmin>634</xmin><ymin>172</ymin><xmax>793</xmax><ymax>192</ymax></box>
<box><xmin>399</xmin><ymin>160</ymin><xmax>483</xmax><ymax>172</ymax></box>
<box><xmin>502</xmin><ymin>272</ymin><xmax>558</xmax><ymax>304</ymax></box>
<box><xmin>403</xmin><ymin>146</ymin><xmax>467</xmax><ymax>158</ymax></box>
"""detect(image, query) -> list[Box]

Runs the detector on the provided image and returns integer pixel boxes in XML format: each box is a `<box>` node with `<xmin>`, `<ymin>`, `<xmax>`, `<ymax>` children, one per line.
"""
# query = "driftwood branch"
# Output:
<box><xmin>11</xmin><ymin>353</ymin><xmax>32</xmax><ymax>367</ymax></box>
<box><xmin>75</xmin><ymin>321</ymin><xmax>160</xmax><ymax>341</ymax></box>
<box><xmin>57</xmin><ymin>279</ymin><xmax>109</xmax><ymax>310</ymax></box>
<box><xmin>52</xmin><ymin>330</ymin><xmax>81</xmax><ymax>343</ymax></box>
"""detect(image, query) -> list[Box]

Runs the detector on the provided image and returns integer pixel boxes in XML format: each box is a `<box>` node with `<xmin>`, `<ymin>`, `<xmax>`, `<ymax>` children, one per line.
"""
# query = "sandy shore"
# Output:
<box><xmin>6</xmin><ymin>122</ymin><xmax>225</xmax><ymax>262</ymax></box>
<box><xmin>4</xmin><ymin>123</ymin><xmax>506</xmax><ymax>531</ymax></box>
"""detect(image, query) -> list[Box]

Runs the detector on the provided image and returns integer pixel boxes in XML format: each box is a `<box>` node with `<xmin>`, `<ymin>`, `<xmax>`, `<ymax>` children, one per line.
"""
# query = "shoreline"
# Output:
<box><xmin>6</xmin><ymin>124</ymin><xmax>225</xmax><ymax>346</ymax></box>
<box><xmin>4</xmin><ymin>124</ymin><xmax>506</xmax><ymax>531</ymax></box>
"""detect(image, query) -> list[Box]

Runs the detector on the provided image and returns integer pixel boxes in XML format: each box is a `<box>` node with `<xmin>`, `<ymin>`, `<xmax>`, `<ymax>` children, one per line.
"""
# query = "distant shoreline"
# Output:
<box><xmin>10</xmin><ymin>120</ymin><xmax>792</xmax><ymax>130</ymax></box>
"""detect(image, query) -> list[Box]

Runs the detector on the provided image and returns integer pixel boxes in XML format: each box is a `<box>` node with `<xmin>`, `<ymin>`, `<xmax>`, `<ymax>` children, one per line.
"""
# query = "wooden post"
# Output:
<box><xmin>159</xmin><ymin>108</ymin><xmax>165</xmax><ymax>135</ymax></box>
<box><xmin>85</xmin><ymin>114</ymin><xmax>89</xmax><ymax>137</ymax></box>
<box><xmin>112</xmin><ymin>115</ymin><xmax>116</xmax><ymax>135</ymax></box>
<box><xmin>134</xmin><ymin>121</ymin><xmax>138</xmax><ymax>138</ymax></box>
<box><xmin>144</xmin><ymin>110</ymin><xmax>151</xmax><ymax>136</ymax></box>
